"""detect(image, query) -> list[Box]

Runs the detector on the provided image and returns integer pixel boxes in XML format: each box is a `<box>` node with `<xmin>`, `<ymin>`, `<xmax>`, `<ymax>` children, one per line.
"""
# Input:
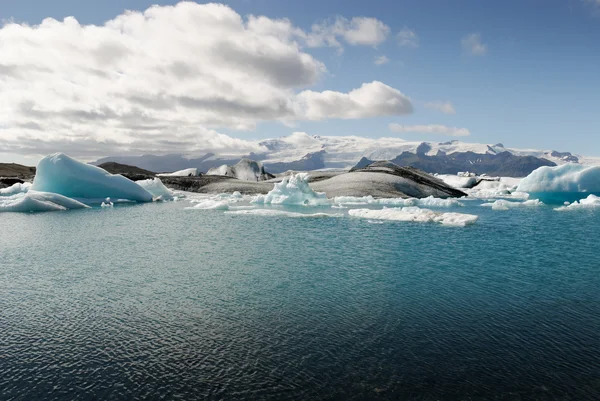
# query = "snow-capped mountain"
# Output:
<box><xmin>93</xmin><ymin>132</ymin><xmax>599</xmax><ymax>175</ymax></box>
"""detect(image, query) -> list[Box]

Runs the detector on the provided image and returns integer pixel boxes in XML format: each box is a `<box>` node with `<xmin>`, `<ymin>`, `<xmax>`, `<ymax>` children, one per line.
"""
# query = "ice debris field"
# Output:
<box><xmin>3</xmin><ymin>153</ymin><xmax>600</xmax><ymax>226</ymax></box>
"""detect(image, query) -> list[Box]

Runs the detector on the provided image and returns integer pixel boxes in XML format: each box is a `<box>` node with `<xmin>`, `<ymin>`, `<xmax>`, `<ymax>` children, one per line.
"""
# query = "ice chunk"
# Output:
<box><xmin>101</xmin><ymin>197</ymin><xmax>114</xmax><ymax>208</ymax></box>
<box><xmin>157</xmin><ymin>168</ymin><xmax>198</xmax><ymax>177</ymax></box>
<box><xmin>480</xmin><ymin>199</ymin><xmax>544</xmax><ymax>210</ymax></box>
<box><xmin>555</xmin><ymin>194</ymin><xmax>600</xmax><ymax>211</ymax></box>
<box><xmin>0</xmin><ymin>182</ymin><xmax>32</xmax><ymax>195</ymax></box>
<box><xmin>225</xmin><ymin>209</ymin><xmax>342</xmax><ymax>218</ymax></box>
<box><xmin>186</xmin><ymin>200</ymin><xmax>230</xmax><ymax>210</ymax></box>
<box><xmin>135</xmin><ymin>178</ymin><xmax>174</xmax><ymax>200</ymax></box>
<box><xmin>437</xmin><ymin>175</ymin><xmax>479</xmax><ymax>189</ymax></box>
<box><xmin>348</xmin><ymin>207</ymin><xmax>478</xmax><ymax>226</ymax></box>
<box><xmin>206</xmin><ymin>159</ymin><xmax>273</xmax><ymax>181</ymax></box>
<box><xmin>333</xmin><ymin>195</ymin><xmax>463</xmax><ymax>208</ymax></box>
<box><xmin>0</xmin><ymin>191</ymin><xmax>90</xmax><ymax>213</ymax></box>
<box><xmin>517</xmin><ymin>164</ymin><xmax>600</xmax><ymax>204</ymax></box>
<box><xmin>32</xmin><ymin>153</ymin><xmax>153</xmax><ymax>202</ymax></box>
<box><xmin>253</xmin><ymin>173</ymin><xmax>329</xmax><ymax>206</ymax></box>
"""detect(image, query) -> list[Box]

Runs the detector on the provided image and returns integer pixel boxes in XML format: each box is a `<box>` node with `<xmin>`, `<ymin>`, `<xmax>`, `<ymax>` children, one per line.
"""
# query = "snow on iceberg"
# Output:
<box><xmin>555</xmin><ymin>195</ymin><xmax>600</xmax><ymax>211</ymax></box>
<box><xmin>0</xmin><ymin>191</ymin><xmax>90</xmax><ymax>213</ymax></box>
<box><xmin>348</xmin><ymin>207</ymin><xmax>478</xmax><ymax>226</ymax></box>
<box><xmin>157</xmin><ymin>168</ymin><xmax>198</xmax><ymax>177</ymax></box>
<box><xmin>333</xmin><ymin>195</ymin><xmax>463</xmax><ymax>208</ymax></box>
<box><xmin>0</xmin><ymin>182</ymin><xmax>32</xmax><ymax>195</ymax></box>
<box><xmin>32</xmin><ymin>153</ymin><xmax>153</xmax><ymax>203</ymax></box>
<box><xmin>206</xmin><ymin>159</ymin><xmax>273</xmax><ymax>181</ymax></box>
<box><xmin>135</xmin><ymin>178</ymin><xmax>174</xmax><ymax>200</ymax></box>
<box><xmin>253</xmin><ymin>173</ymin><xmax>329</xmax><ymax>206</ymax></box>
<box><xmin>480</xmin><ymin>199</ymin><xmax>544</xmax><ymax>211</ymax></box>
<box><xmin>517</xmin><ymin>164</ymin><xmax>600</xmax><ymax>204</ymax></box>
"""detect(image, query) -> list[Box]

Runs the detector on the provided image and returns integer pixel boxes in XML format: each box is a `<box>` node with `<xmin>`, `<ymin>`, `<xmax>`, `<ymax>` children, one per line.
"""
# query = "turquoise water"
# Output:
<box><xmin>1</xmin><ymin>199</ymin><xmax>600</xmax><ymax>400</ymax></box>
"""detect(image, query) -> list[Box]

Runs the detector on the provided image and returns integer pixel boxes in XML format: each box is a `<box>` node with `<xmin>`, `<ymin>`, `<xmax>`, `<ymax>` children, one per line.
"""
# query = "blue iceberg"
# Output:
<box><xmin>517</xmin><ymin>164</ymin><xmax>600</xmax><ymax>204</ymax></box>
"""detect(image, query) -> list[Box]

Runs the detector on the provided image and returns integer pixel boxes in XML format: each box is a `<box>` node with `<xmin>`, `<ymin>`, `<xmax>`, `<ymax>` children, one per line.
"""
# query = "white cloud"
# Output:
<box><xmin>0</xmin><ymin>2</ymin><xmax>409</xmax><ymax>158</ymax></box>
<box><xmin>424</xmin><ymin>102</ymin><xmax>456</xmax><ymax>115</ymax></box>
<box><xmin>396</xmin><ymin>27</ymin><xmax>419</xmax><ymax>48</ymax></box>
<box><xmin>461</xmin><ymin>33</ymin><xmax>487</xmax><ymax>55</ymax></box>
<box><xmin>374</xmin><ymin>55</ymin><xmax>390</xmax><ymax>65</ymax></box>
<box><xmin>389</xmin><ymin>124</ymin><xmax>470</xmax><ymax>137</ymax></box>
<box><xmin>307</xmin><ymin>16</ymin><xmax>390</xmax><ymax>49</ymax></box>
<box><xmin>297</xmin><ymin>81</ymin><xmax>413</xmax><ymax>120</ymax></box>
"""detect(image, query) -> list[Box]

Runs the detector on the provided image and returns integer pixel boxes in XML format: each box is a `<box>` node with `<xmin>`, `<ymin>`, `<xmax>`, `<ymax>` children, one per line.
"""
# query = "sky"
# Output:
<box><xmin>1</xmin><ymin>0</ymin><xmax>599</xmax><ymax>164</ymax></box>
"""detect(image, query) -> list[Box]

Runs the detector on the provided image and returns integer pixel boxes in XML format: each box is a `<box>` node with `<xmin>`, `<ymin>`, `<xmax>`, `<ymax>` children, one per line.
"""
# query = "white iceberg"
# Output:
<box><xmin>32</xmin><ymin>153</ymin><xmax>153</xmax><ymax>203</ymax></box>
<box><xmin>206</xmin><ymin>159</ymin><xmax>273</xmax><ymax>181</ymax></box>
<box><xmin>0</xmin><ymin>190</ymin><xmax>90</xmax><ymax>213</ymax></box>
<box><xmin>555</xmin><ymin>194</ymin><xmax>600</xmax><ymax>211</ymax></box>
<box><xmin>0</xmin><ymin>182</ymin><xmax>32</xmax><ymax>195</ymax></box>
<box><xmin>348</xmin><ymin>206</ymin><xmax>478</xmax><ymax>226</ymax></box>
<box><xmin>517</xmin><ymin>164</ymin><xmax>600</xmax><ymax>204</ymax></box>
<box><xmin>253</xmin><ymin>173</ymin><xmax>329</xmax><ymax>206</ymax></box>
<box><xmin>225</xmin><ymin>209</ymin><xmax>342</xmax><ymax>218</ymax></box>
<box><xmin>333</xmin><ymin>195</ymin><xmax>463</xmax><ymax>208</ymax></box>
<box><xmin>135</xmin><ymin>178</ymin><xmax>174</xmax><ymax>200</ymax></box>
<box><xmin>186</xmin><ymin>199</ymin><xmax>231</xmax><ymax>210</ymax></box>
<box><xmin>157</xmin><ymin>168</ymin><xmax>198</xmax><ymax>177</ymax></box>
<box><xmin>480</xmin><ymin>199</ymin><xmax>544</xmax><ymax>210</ymax></box>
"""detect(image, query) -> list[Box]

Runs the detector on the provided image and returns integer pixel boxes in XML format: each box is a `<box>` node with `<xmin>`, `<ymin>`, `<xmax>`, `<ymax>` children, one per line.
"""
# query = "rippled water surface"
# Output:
<box><xmin>1</xmin><ymin>200</ymin><xmax>600</xmax><ymax>400</ymax></box>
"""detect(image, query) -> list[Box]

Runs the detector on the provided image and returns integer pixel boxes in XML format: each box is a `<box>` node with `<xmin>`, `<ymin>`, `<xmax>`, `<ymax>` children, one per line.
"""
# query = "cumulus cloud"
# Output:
<box><xmin>308</xmin><ymin>16</ymin><xmax>390</xmax><ymax>49</ymax></box>
<box><xmin>389</xmin><ymin>124</ymin><xmax>470</xmax><ymax>137</ymax></box>
<box><xmin>0</xmin><ymin>2</ymin><xmax>409</xmax><ymax>158</ymax></box>
<box><xmin>374</xmin><ymin>55</ymin><xmax>390</xmax><ymax>65</ymax></box>
<box><xmin>424</xmin><ymin>102</ymin><xmax>456</xmax><ymax>115</ymax></box>
<box><xmin>461</xmin><ymin>33</ymin><xmax>487</xmax><ymax>55</ymax></box>
<box><xmin>297</xmin><ymin>81</ymin><xmax>413</xmax><ymax>120</ymax></box>
<box><xmin>396</xmin><ymin>27</ymin><xmax>419</xmax><ymax>48</ymax></box>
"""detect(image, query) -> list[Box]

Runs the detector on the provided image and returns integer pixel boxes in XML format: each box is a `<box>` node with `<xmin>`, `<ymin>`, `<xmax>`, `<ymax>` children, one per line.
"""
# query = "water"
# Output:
<box><xmin>1</xmin><ymin>199</ymin><xmax>600</xmax><ymax>400</ymax></box>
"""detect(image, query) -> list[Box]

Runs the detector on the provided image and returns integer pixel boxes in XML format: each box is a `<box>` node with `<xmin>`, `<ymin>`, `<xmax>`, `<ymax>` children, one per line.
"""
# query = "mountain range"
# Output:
<box><xmin>91</xmin><ymin>133</ymin><xmax>598</xmax><ymax>177</ymax></box>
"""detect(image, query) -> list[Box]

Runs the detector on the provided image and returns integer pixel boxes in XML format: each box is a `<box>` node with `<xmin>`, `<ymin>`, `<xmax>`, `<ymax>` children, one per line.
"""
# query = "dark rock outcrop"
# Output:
<box><xmin>0</xmin><ymin>163</ymin><xmax>36</xmax><ymax>180</ymax></box>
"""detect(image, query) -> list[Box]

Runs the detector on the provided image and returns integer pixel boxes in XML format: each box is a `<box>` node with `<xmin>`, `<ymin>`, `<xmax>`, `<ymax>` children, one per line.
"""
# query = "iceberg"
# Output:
<box><xmin>348</xmin><ymin>207</ymin><xmax>478</xmax><ymax>226</ymax></box>
<box><xmin>157</xmin><ymin>168</ymin><xmax>199</xmax><ymax>177</ymax></box>
<box><xmin>0</xmin><ymin>191</ymin><xmax>90</xmax><ymax>213</ymax></box>
<box><xmin>186</xmin><ymin>199</ymin><xmax>231</xmax><ymax>210</ymax></box>
<box><xmin>0</xmin><ymin>182</ymin><xmax>32</xmax><ymax>196</ymax></box>
<box><xmin>31</xmin><ymin>153</ymin><xmax>153</xmax><ymax>203</ymax></box>
<box><xmin>253</xmin><ymin>173</ymin><xmax>330</xmax><ymax>206</ymax></box>
<box><xmin>480</xmin><ymin>199</ymin><xmax>544</xmax><ymax>210</ymax></box>
<box><xmin>136</xmin><ymin>178</ymin><xmax>174</xmax><ymax>200</ymax></box>
<box><xmin>206</xmin><ymin>159</ymin><xmax>274</xmax><ymax>181</ymax></box>
<box><xmin>333</xmin><ymin>195</ymin><xmax>463</xmax><ymax>208</ymax></box>
<box><xmin>555</xmin><ymin>194</ymin><xmax>600</xmax><ymax>211</ymax></box>
<box><xmin>517</xmin><ymin>164</ymin><xmax>600</xmax><ymax>204</ymax></box>
<box><xmin>225</xmin><ymin>209</ymin><xmax>342</xmax><ymax>218</ymax></box>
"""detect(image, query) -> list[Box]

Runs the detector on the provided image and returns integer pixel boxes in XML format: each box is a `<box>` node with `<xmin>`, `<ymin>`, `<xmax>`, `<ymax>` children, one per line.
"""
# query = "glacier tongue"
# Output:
<box><xmin>32</xmin><ymin>153</ymin><xmax>153</xmax><ymax>202</ymax></box>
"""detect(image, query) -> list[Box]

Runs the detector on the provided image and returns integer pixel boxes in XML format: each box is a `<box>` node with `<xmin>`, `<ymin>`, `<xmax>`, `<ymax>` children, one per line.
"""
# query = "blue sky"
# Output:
<box><xmin>1</xmin><ymin>0</ymin><xmax>599</xmax><ymax>163</ymax></box>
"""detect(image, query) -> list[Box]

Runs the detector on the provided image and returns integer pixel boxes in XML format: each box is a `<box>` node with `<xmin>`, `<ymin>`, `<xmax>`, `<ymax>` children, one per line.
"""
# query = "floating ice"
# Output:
<box><xmin>186</xmin><ymin>200</ymin><xmax>231</xmax><ymax>210</ymax></box>
<box><xmin>136</xmin><ymin>178</ymin><xmax>174</xmax><ymax>200</ymax></box>
<box><xmin>32</xmin><ymin>153</ymin><xmax>153</xmax><ymax>202</ymax></box>
<box><xmin>333</xmin><ymin>195</ymin><xmax>463</xmax><ymax>208</ymax></box>
<box><xmin>253</xmin><ymin>173</ymin><xmax>329</xmax><ymax>206</ymax></box>
<box><xmin>0</xmin><ymin>182</ymin><xmax>31</xmax><ymax>195</ymax></box>
<box><xmin>225</xmin><ymin>209</ymin><xmax>342</xmax><ymax>218</ymax></box>
<box><xmin>480</xmin><ymin>199</ymin><xmax>544</xmax><ymax>211</ymax></box>
<box><xmin>207</xmin><ymin>159</ymin><xmax>272</xmax><ymax>181</ymax></box>
<box><xmin>157</xmin><ymin>168</ymin><xmax>198</xmax><ymax>177</ymax></box>
<box><xmin>437</xmin><ymin>175</ymin><xmax>479</xmax><ymax>189</ymax></box>
<box><xmin>348</xmin><ymin>207</ymin><xmax>478</xmax><ymax>226</ymax></box>
<box><xmin>0</xmin><ymin>191</ymin><xmax>90</xmax><ymax>213</ymax></box>
<box><xmin>555</xmin><ymin>195</ymin><xmax>600</xmax><ymax>211</ymax></box>
<box><xmin>517</xmin><ymin>164</ymin><xmax>600</xmax><ymax>204</ymax></box>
